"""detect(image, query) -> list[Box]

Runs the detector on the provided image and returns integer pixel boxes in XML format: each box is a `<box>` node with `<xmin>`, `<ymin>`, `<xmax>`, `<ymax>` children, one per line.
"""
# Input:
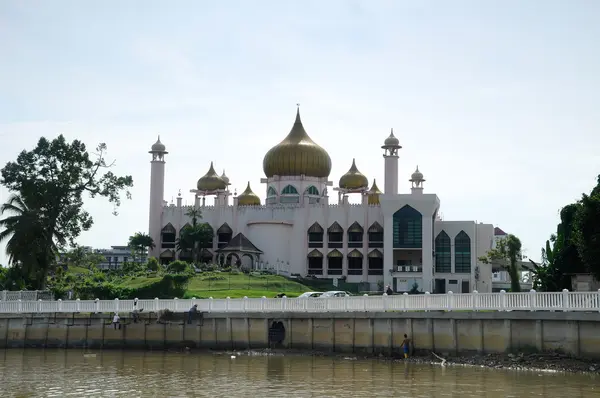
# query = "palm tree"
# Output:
<box><xmin>0</xmin><ymin>194</ymin><xmax>60</xmax><ymax>289</ymax></box>
<box><xmin>128</xmin><ymin>232</ymin><xmax>155</xmax><ymax>262</ymax></box>
<box><xmin>176</xmin><ymin>224</ymin><xmax>213</xmax><ymax>264</ymax></box>
<box><xmin>185</xmin><ymin>208</ymin><xmax>202</xmax><ymax>226</ymax></box>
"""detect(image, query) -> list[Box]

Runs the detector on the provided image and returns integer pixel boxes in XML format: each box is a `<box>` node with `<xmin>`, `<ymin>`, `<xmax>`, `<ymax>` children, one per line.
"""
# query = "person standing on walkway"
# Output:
<box><xmin>188</xmin><ymin>304</ymin><xmax>198</xmax><ymax>324</ymax></box>
<box><xmin>112</xmin><ymin>313</ymin><xmax>121</xmax><ymax>330</ymax></box>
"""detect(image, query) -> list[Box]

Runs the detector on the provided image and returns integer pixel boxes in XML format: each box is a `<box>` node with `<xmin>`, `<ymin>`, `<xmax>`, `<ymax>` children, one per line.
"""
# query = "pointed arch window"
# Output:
<box><xmin>434</xmin><ymin>231</ymin><xmax>451</xmax><ymax>273</ymax></box>
<box><xmin>217</xmin><ymin>223</ymin><xmax>233</xmax><ymax>248</ymax></box>
<box><xmin>347</xmin><ymin>249</ymin><xmax>363</xmax><ymax>275</ymax></box>
<box><xmin>393</xmin><ymin>206</ymin><xmax>422</xmax><ymax>248</ymax></box>
<box><xmin>307</xmin><ymin>249</ymin><xmax>324</xmax><ymax>275</ymax></box>
<box><xmin>267</xmin><ymin>186</ymin><xmax>277</xmax><ymax>197</ymax></box>
<box><xmin>368</xmin><ymin>249</ymin><xmax>384</xmax><ymax>275</ymax></box>
<box><xmin>305</xmin><ymin>186</ymin><xmax>319</xmax><ymax>196</ymax></box>
<box><xmin>327</xmin><ymin>249</ymin><xmax>343</xmax><ymax>275</ymax></box>
<box><xmin>161</xmin><ymin>223</ymin><xmax>176</xmax><ymax>249</ymax></box>
<box><xmin>327</xmin><ymin>222</ymin><xmax>343</xmax><ymax>248</ymax></box>
<box><xmin>280</xmin><ymin>185</ymin><xmax>299</xmax><ymax>203</ymax></box>
<box><xmin>368</xmin><ymin>222</ymin><xmax>384</xmax><ymax>248</ymax></box>
<box><xmin>307</xmin><ymin>223</ymin><xmax>324</xmax><ymax>248</ymax></box>
<box><xmin>455</xmin><ymin>231</ymin><xmax>471</xmax><ymax>273</ymax></box>
<box><xmin>348</xmin><ymin>222</ymin><xmax>364</xmax><ymax>248</ymax></box>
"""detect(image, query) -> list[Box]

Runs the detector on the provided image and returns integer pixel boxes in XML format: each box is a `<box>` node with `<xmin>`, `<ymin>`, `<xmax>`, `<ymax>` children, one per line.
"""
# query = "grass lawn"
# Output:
<box><xmin>185</xmin><ymin>273</ymin><xmax>311</xmax><ymax>298</ymax></box>
<box><xmin>66</xmin><ymin>265</ymin><xmax>92</xmax><ymax>274</ymax></box>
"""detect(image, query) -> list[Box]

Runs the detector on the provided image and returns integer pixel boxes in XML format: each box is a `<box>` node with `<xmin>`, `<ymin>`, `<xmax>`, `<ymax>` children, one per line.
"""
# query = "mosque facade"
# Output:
<box><xmin>147</xmin><ymin>109</ymin><xmax>495</xmax><ymax>293</ymax></box>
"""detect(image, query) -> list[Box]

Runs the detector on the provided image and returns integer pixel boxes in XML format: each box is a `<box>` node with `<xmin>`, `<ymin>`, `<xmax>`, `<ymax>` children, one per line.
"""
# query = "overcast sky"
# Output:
<box><xmin>1</xmin><ymin>0</ymin><xmax>599</xmax><ymax>264</ymax></box>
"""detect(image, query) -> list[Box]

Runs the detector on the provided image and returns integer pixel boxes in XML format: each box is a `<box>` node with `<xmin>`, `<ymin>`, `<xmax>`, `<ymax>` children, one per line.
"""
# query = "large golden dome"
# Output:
<box><xmin>237</xmin><ymin>182</ymin><xmax>261</xmax><ymax>206</ymax></box>
<box><xmin>339</xmin><ymin>159</ymin><xmax>368</xmax><ymax>190</ymax></box>
<box><xmin>197</xmin><ymin>162</ymin><xmax>227</xmax><ymax>191</ymax></box>
<box><xmin>367</xmin><ymin>179</ymin><xmax>382</xmax><ymax>205</ymax></box>
<box><xmin>263</xmin><ymin>109</ymin><xmax>332</xmax><ymax>178</ymax></box>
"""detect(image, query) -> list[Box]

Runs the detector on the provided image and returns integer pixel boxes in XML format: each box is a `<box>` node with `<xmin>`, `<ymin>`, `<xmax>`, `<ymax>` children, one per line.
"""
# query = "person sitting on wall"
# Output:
<box><xmin>112</xmin><ymin>313</ymin><xmax>121</xmax><ymax>330</ymax></box>
<box><xmin>275</xmin><ymin>293</ymin><xmax>286</xmax><ymax>298</ymax></box>
<box><xmin>188</xmin><ymin>304</ymin><xmax>199</xmax><ymax>324</ymax></box>
<box><xmin>386</xmin><ymin>286</ymin><xmax>393</xmax><ymax>296</ymax></box>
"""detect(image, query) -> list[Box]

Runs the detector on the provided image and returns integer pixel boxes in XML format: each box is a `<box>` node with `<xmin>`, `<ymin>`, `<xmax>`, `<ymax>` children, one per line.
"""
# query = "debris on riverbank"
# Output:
<box><xmin>215</xmin><ymin>349</ymin><xmax>599</xmax><ymax>374</ymax></box>
<box><xmin>402</xmin><ymin>351</ymin><xmax>599</xmax><ymax>374</ymax></box>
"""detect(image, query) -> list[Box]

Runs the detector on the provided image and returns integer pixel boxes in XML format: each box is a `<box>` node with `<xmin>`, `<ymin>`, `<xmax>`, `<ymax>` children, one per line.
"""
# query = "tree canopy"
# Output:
<box><xmin>480</xmin><ymin>234</ymin><xmax>523</xmax><ymax>292</ymax></box>
<box><xmin>0</xmin><ymin>135</ymin><xmax>133</xmax><ymax>289</ymax></box>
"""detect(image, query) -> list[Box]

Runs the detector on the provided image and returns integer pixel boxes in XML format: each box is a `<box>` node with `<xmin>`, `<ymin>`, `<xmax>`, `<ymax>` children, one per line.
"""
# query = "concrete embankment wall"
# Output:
<box><xmin>1</xmin><ymin>312</ymin><xmax>599</xmax><ymax>359</ymax></box>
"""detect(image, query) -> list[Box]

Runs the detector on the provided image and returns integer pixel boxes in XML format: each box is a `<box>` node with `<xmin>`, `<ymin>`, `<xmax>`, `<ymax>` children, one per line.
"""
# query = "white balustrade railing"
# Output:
<box><xmin>0</xmin><ymin>289</ymin><xmax>599</xmax><ymax>314</ymax></box>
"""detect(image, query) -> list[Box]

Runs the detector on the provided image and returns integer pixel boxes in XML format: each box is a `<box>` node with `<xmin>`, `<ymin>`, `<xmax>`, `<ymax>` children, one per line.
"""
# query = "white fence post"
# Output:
<box><xmin>174</xmin><ymin>297</ymin><xmax>178</xmax><ymax>312</ymax></box>
<box><xmin>260</xmin><ymin>296</ymin><xmax>266</xmax><ymax>312</ymax></box>
<box><xmin>424</xmin><ymin>292</ymin><xmax>430</xmax><ymax>312</ymax></box>
<box><xmin>95</xmin><ymin>298</ymin><xmax>100</xmax><ymax>313</ymax></box>
<box><xmin>403</xmin><ymin>292</ymin><xmax>408</xmax><ymax>312</ymax></box>
<box><xmin>382</xmin><ymin>293</ymin><xmax>388</xmax><ymax>312</ymax></box>
<box><xmin>17</xmin><ymin>299</ymin><xmax>22</xmax><ymax>313</ymax></box>
<box><xmin>154</xmin><ymin>298</ymin><xmax>159</xmax><ymax>312</ymax></box>
<box><xmin>58</xmin><ymin>299</ymin><xmax>63</xmax><ymax>312</ymax></box>
<box><xmin>447</xmin><ymin>291</ymin><xmax>453</xmax><ymax>311</ymax></box>
<box><xmin>38</xmin><ymin>299</ymin><xmax>42</xmax><ymax>312</ymax></box>
<box><xmin>343</xmin><ymin>295</ymin><xmax>349</xmax><ymax>312</ymax></box>
<box><xmin>529</xmin><ymin>289</ymin><xmax>536</xmax><ymax>311</ymax></box>
<box><xmin>226</xmin><ymin>297</ymin><xmax>230</xmax><ymax>311</ymax></box>
<box><xmin>209</xmin><ymin>297</ymin><xmax>214</xmax><ymax>313</ymax></box>
<box><xmin>282</xmin><ymin>296</ymin><xmax>287</xmax><ymax>312</ymax></box>
<box><xmin>114</xmin><ymin>298</ymin><xmax>119</xmax><ymax>313</ymax></box>
<box><xmin>562</xmin><ymin>289</ymin><xmax>569</xmax><ymax>311</ymax></box>
<box><xmin>76</xmin><ymin>298</ymin><xmax>81</xmax><ymax>313</ymax></box>
<box><xmin>363</xmin><ymin>294</ymin><xmax>368</xmax><ymax>312</ymax></box>
<box><xmin>598</xmin><ymin>289</ymin><xmax>600</xmax><ymax>313</ymax></box>
<box><xmin>472</xmin><ymin>290</ymin><xmax>479</xmax><ymax>311</ymax></box>
<box><xmin>243</xmin><ymin>296</ymin><xmax>248</xmax><ymax>313</ymax></box>
<box><xmin>499</xmin><ymin>290</ymin><xmax>506</xmax><ymax>311</ymax></box>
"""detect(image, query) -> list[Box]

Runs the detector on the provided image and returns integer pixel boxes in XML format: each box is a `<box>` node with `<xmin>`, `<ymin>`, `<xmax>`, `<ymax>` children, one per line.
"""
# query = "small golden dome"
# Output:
<box><xmin>339</xmin><ymin>158</ymin><xmax>368</xmax><ymax>190</ymax></box>
<box><xmin>197</xmin><ymin>162</ymin><xmax>227</xmax><ymax>191</ymax></box>
<box><xmin>263</xmin><ymin>108</ymin><xmax>332</xmax><ymax>178</ymax></box>
<box><xmin>237</xmin><ymin>182</ymin><xmax>261</xmax><ymax>206</ymax></box>
<box><xmin>367</xmin><ymin>179</ymin><xmax>382</xmax><ymax>205</ymax></box>
<box><xmin>221</xmin><ymin>170</ymin><xmax>230</xmax><ymax>185</ymax></box>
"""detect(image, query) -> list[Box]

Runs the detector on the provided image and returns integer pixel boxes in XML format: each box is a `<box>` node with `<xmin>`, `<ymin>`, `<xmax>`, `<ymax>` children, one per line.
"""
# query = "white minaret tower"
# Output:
<box><xmin>381</xmin><ymin>129</ymin><xmax>402</xmax><ymax>195</ymax></box>
<box><xmin>148</xmin><ymin>135</ymin><xmax>168</xmax><ymax>258</ymax></box>
<box><xmin>410</xmin><ymin>166</ymin><xmax>425</xmax><ymax>194</ymax></box>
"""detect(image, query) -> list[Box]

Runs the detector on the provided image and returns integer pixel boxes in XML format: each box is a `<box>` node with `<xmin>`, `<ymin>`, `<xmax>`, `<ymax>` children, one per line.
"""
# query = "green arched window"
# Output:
<box><xmin>281</xmin><ymin>185</ymin><xmax>299</xmax><ymax>195</ymax></box>
<box><xmin>393</xmin><ymin>205</ymin><xmax>422</xmax><ymax>248</ymax></box>
<box><xmin>455</xmin><ymin>231</ymin><xmax>471</xmax><ymax>273</ymax></box>
<box><xmin>267</xmin><ymin>186</ymin><xmax>277</xmax><ymax>197</ymax></box>
<box><xmin>305</xmin><ymin>186</ymin><xmax>319</xmax><ymax>195</ymax></box>
<box><xmin>435</xmin><ymin>231</ymin><xmax>451</xmax><ymax>273</ymax></box>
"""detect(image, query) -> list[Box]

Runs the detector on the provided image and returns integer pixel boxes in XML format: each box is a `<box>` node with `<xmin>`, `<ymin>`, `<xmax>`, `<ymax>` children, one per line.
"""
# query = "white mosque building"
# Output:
<box><xmin>147</xmin><ymin>108</ymin><xmax>496</xmax><ymax>293</ymax></box>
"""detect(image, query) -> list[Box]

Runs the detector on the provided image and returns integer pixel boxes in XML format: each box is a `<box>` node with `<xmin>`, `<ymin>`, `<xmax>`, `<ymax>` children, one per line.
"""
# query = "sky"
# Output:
<box><xmin>0</xmin><ymin>0</ymin><xmax>599</xmax><ymax>264</ymax></box>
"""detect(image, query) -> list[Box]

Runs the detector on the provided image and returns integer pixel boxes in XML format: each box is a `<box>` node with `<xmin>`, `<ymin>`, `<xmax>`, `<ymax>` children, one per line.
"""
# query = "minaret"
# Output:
<box><xmin>148</xmin><ymin>135</ymin><xmax>168</xmax><ymax>258</ymax></box>
<box><xmin>381</xmin><ymin>129</ymin><xmax>402</xmax><ymax>195</ymax></box>
<box><xmin>409</xmin><ymin>166</ymin><xmax>425</xmax><ymax>194</ymax></box>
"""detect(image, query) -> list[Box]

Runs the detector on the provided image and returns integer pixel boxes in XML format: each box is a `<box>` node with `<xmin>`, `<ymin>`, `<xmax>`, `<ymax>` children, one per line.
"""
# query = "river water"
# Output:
<box><xmin>0</xmin><ymin>350</ymin><xmax>597</xmax><ymax>397</ymax></box>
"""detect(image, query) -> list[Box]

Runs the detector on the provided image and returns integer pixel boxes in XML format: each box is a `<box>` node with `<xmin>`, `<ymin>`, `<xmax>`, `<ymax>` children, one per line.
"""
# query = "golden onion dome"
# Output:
<box><xmin>367</xmin><ymin>179</ymin><xmax>382</xmax><ymax>205</ymax></box>
<box><xmin>237</xmin><ymin>182</ymin><xmax>261</xmax><ymax>206</ymax></box>
<box><xmin>197</xmin><ymin>162</ymin><xmax>227</xmax><ymax>191</ymax></box>
<box><xmin>339</xmin><ymin>158</ymin><xmax>368</xmax><ymax>190</ymax></box>
<box><xmin>220</xmin><ymin>170</ymin><xmax>230</xmax><ymax>185</ymax></box>
<box><xmin>263</xmin><ymin>108</ymin><xmax>332</xmax><ymax>178</ymax></box>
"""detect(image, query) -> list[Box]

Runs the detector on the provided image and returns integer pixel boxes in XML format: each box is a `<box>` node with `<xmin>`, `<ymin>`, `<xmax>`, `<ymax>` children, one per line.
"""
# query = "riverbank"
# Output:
<box><xmin>212</xmin><ymin>349</ymin><xmax>600</xmax><ymax>375</ymax></box>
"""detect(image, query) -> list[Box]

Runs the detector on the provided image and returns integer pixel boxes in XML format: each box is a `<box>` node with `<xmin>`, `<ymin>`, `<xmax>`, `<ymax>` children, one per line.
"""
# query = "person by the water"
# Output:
<box><xmin>400</xmin><ymin>334</ymin><xmax>410</xmax><ymax>358</ymax></box>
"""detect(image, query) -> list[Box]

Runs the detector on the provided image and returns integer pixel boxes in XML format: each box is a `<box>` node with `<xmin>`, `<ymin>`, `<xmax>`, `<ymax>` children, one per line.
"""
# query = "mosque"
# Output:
<box><xmin>147</xmin><ymin>108</ymin><xmax>495</xmax><ymax>293</ymax></box>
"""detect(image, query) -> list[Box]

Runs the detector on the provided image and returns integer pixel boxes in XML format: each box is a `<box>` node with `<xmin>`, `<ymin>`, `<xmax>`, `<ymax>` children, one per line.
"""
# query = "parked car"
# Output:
<box><xmin>298</xmin><ymin>292</ymin><xmax>323</xmax><ymax>298</ymax></box>
<box><xmin>320</xmin><ymin>291</ymin><xmax>351</xmax><ymax>298</ymax></box>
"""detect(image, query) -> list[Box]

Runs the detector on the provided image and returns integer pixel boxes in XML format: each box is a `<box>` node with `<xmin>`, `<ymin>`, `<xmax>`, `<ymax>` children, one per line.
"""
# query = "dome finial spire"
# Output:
<box><xmin>295</xmin><ymin>103</ymin><xmax>301</xmax><ymax>123</ymax></box>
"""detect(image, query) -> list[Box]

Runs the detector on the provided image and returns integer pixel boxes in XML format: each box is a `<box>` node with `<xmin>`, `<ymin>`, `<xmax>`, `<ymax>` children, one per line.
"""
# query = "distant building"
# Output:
<box><xmin>58</xmin><ymin>245</ymin><xmax>147</xmax><ymax>270</ymax></box>
<box><xmin>94</xmin><ymin>246</ymin><xmax>147</xmax><ymax>270</ymax></box>
<box><xmin>491</xmin><ymin>228</ymin><xmax>532</xmax><ymax>292</ymax></box>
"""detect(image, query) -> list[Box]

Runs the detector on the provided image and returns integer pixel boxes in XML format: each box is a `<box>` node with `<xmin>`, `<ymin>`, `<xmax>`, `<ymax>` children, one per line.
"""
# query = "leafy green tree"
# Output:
<box><xmin>0</xmin><ymin>193</ymin><xmax>60</xmax><ymax>288</ymax></box>
<box><xmin>479</xmin><ymin>234</ymin><xmax>524</xmax><ymax>292</ymax></box>
<box><xmin>64</xmin><ymin>245</ymin><xmax>104</xmax><ymax>270</ymax></box>
<box><xmin>573</xmin><ymin>176</ymin><xmax>600</xmax><ymax>281</ymax></box>
<box><xmin>166</xmin><ymin>260</ymin><xmax>192</xmax><ymax>274</ymax></box>
<box><xmin>147</xmin><ymin>257</ymin><xmax>160</xmax><ymax>272</ymax></box>
<box><xmin>128</xmin><ymin>232</ymin><xmax>155</xmax><ymax>261</ymax></box>
<box><xmin>0</xmin><ymin>135</ymin><xmax>133</xmax><ymax>289</ymax></box>
<box><xmin>176</xmin><ymin>208</ymin><xmax>213</xmax><ymax>264</ymax></box>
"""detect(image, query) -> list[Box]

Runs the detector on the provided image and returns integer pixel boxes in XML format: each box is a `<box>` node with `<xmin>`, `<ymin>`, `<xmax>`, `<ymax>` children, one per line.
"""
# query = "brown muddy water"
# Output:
<box><xmin>0</xmin><ymin>349</ymin><xmax>597</xmax><ymax>397</ymax></box>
